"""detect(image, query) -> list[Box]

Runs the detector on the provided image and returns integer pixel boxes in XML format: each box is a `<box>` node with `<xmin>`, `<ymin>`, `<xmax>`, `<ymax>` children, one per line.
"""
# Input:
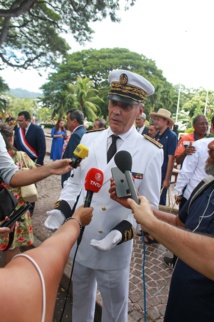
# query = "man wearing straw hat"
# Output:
<box><xmin>150</xmin><ymin>108</ymin><xmax>178</xmax><ymax>205</ymax></box>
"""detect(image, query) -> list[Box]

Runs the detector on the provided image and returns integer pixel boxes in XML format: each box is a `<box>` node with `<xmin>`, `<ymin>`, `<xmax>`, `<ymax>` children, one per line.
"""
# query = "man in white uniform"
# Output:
<box><xmin>45</xmin><ymin>70</ymin><xmax>163</xmax><ymax>322</ymax></box>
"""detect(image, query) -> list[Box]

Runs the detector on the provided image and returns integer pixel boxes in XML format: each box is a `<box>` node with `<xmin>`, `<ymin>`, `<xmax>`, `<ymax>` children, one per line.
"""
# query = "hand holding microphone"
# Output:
<box><xmin>45</xmin><ymin>144</ymin><xmax>89</xmax><ymax>230</ymax></box>
<box><xmin>77</xmin><ymin>168</ymin><xmax>104</xmax><ymax>245</ymax></box>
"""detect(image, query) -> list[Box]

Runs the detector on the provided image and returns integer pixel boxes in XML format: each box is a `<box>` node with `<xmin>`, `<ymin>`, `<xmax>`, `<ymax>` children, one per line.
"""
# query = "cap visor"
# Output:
<box><xmin>108</xmin><ymin>94</ymin><xmax>139</xmax><ymax>105</ymax></box>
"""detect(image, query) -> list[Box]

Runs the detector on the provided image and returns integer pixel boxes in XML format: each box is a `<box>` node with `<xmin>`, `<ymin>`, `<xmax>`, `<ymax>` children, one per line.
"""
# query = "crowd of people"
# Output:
<box><xmin>0</xmin><ymin>68</ymin><xmax>214</xmax><ymax>321</ymax></box>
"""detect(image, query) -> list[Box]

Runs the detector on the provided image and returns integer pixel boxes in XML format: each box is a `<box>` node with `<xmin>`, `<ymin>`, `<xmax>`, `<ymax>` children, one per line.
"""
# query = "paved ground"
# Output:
<box><xmin>1</xmin><ymin>131</ymin><xmax>178</xmax><ymax>321</ymax></box>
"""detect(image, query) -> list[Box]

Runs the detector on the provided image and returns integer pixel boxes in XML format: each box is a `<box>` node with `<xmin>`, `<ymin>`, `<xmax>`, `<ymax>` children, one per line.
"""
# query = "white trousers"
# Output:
<box><xmin>72</xmin><ymin>262</ymin><xmax>130</xmax><ymax>322</ymax></box>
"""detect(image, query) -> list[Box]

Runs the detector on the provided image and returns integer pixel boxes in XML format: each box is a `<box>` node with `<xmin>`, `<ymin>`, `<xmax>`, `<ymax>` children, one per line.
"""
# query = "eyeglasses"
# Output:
<box><xmin>196</xmin><ymin>122</ymin><xmax>208</xmax><ymax>126</ymax></box>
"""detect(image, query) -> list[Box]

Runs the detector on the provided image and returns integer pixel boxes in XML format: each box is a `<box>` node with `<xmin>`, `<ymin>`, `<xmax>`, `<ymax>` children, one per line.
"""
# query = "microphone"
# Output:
<box><xmin>71</xmin><ymin>144</ymin><xmax>89</xmax><ymax>168</ymax></box>
<box><xmin>114</xmin><ymin>151</ymin><xmax>139</xmax><ymax>204</ymax></box>
<box><xmin>77</xmin><ymin>168</ymin><xmax>104</xmax><ymax>245</ymax></box>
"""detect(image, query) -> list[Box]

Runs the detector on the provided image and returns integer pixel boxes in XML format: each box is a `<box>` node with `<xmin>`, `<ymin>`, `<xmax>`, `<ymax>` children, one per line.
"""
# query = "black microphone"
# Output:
<box><xmin>114</xmin><ymin>151</ymin><xmax>139</xmax><ymax>204</ymax></box>
<box><xmin>77</xmin><ymin>168</ymin><xmax>104</xmax><ymax>245</ymax></box>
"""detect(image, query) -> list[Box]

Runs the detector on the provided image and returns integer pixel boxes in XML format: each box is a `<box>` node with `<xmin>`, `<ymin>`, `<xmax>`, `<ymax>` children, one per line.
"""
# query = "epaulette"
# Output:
<box><xmin>86</xmin><ymin>128</ymin><xmax>105</xmax><ymax>134</ymax></box>
<box><xmin>143</xmin><ymin>134</ymin><xmax>163</xmax><ymax>149</ymax></box>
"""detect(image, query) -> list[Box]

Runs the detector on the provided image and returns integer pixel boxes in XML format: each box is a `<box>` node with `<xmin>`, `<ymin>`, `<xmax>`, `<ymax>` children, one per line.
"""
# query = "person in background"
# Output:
<box><xmin>127</xmin><ymin>139</ymin><xmax>214</xmax><ymax>322</ymax></box>
<box><xmin>148</xmin><ymin>123</ymin><xmax>158</xmax><ymax>138</ymax></box>
<box><xmin>14</xmin><ymin>111</ymin><xmax>46</xmax><ymax>166</ymax></box>
<box><xmin>174</xmin><ymin>114</ymin><xmax>208</xmax><ymax>166</ymax></box>
<box><xmin>5</xmin><ymin>113</ymin><xmax>14</xmax><ymax>124</ymax></box>
<box><xmin>164</xmin><ymin>115</ymin><xmax>214</xmax><ymax>268</ymax></box>
<box><xmin>61</xmin><ymin>131</ymin><xmax>73</xmax><ymax>158</ymax></box>
<box><xmin>135</xmin><ymin>111</ymin><xmax>148</xmax><ymax>135</ymax></box>
<box><xmin>150</xmin><ymin>108</ymin><xmax>178</xmax><ymax>205</ymax></box>
<box><xmin>14</xmin><ymin>111</ymin><xmax>46</xmax><ymax>216</ymax></box>
<box><xmin>92</xmin><ymin>117</ymin><xmax>107</xmax><ymax>130</ymax></box>
<box><xmin>0</xmin><ymin>123</ymin><xmax>35</xmax><ymax>263</ymax></box>
<box><xmin>136</xmin><ymin>120</ymin><xmax>160</xmax><ymax>238</ymax></box>
<box><xmin>45</xmin><ymin>69</ymin><xmax>163</xmax><ymax>322</ymax></box>
<box><xmin>50</xmin><ymin>119</ymin><xmax>67</xmax><ymax>161</ymax></box>
<box><xmin>61</xmin><ymin>109</ymin><xmax>86</xmax><ymax>187</ymax></box>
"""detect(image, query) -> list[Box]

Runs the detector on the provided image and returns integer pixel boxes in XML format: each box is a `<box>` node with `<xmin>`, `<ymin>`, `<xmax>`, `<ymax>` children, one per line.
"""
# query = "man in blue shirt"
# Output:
<box><xmin>150</xmin><ymin>108</ymin><xmax>178</xmax><ymax>205</ymax></box>
<box><xmin>128</xmin><ymin>138</ymin><xmax>214</xmax><ymax>321</ymax></box>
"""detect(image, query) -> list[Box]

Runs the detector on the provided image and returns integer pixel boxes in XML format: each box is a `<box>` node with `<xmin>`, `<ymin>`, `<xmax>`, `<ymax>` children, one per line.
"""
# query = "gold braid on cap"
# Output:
<box><xmin>109</xmin><ymin>81</ymin><xmax>147</xmax><ymax>103</ymax></box>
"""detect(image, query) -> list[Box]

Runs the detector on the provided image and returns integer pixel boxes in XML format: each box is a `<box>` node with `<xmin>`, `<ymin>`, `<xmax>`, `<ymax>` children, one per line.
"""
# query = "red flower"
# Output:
<box><xmin>18</xmin><ymin>236</ymin><xmax>25</xmax><ymax>242</ymax></box>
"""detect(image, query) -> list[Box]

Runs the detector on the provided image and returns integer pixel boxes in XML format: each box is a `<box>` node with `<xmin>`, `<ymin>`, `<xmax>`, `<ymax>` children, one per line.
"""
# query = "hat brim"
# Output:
<box><xmin>108</xmin><ymin>94</ymin><xmax>140</xmax><ymax>105</ymax></box>
<box><xmin>150</xmin><ymin>112</ymin><xmax>174</xmax><ymax>127</ymax></box>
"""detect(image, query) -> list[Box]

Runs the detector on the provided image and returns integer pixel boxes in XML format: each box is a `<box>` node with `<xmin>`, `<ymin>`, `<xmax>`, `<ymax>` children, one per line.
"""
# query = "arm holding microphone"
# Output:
<box><xmin>44</xmin><ymin>144</ymin><xmax>89</xmax><ymax>230</ymax></box>
<box><xmin>0</xmin><ymin>205</ymin><xmax>93</xmax><ymax>322</ymax></box>
<box><xmin>77</xmin><ymin>167</ymin><xmax>104</xmax><ymax>245</ymax></box>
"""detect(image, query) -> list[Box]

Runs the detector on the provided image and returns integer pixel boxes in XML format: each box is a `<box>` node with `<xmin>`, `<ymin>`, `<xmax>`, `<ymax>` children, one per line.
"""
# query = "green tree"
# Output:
<box><xmin>42</xmin><ymin>76</ymin><xmax>103</xmax><ymax>121</ymax></box>
<box><xmin>66</xmin><ymin>76</ymin><xmax>104</xmax><ymax>121</ymax></box>
<box><xmin>40</xmin><ymin>48</ymin><xmax>174</xmax><ymax>119</ymax></box>
<box><xmin>0</xmin><ymin>76</ymin><xmax>9</xmax><ymax>114</ymax></box>
<box><xmin>0</xmin><ymin>0</ymin><xmax>136</xmax><ymax>69</ymax></box>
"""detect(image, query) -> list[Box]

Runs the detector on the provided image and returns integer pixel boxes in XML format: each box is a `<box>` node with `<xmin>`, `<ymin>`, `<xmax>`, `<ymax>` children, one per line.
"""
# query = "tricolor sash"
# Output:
<box><xmin>17</xmin><ymin>128</ymin><xmax>38</xmax><ymax>160</ymax></box>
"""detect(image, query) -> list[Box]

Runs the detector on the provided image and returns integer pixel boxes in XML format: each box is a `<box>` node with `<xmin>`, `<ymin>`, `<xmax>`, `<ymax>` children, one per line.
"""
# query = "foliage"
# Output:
<box><xmin>178</xmin><ymin>88</ymin><xmax>214</xmax><ymax>124</ymax></box>
<box><xmin>0</xmin><ymin>0</ymin><xmax>136</xmax><ymax>69</ymax></box>
<box><xmin>40</xmin><ymin>47</ymin><xmax>175</xmax><ymax>119</ymax></box>
<box><xmin>41</xmin><ymin>76</ymin><xmax>104</xmax><ymax>120</ymax></box>
<box><xmin>0</xmin><ymin>76</ymin><xmax>9</xmax><ymax>114</ymax></box>
<box><xmin>66</xmin><ymin>77</ymin><xmax>104</xmax><ymax>120</ymax></box>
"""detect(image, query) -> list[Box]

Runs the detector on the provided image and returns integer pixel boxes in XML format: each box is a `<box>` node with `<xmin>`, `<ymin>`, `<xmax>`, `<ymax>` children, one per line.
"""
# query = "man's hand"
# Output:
<box><xmin>127</xmin><ymin>196</ymin><xmax>156</xmax><ymax>231</ymax></box>
<box><xmin>90</xmin><ymin>230</ymin><xmax>122</xmax><ymax>251</ymax></box>
<box><xmin>109</xmin><ymin>178</ymin><xmax>132</xmax><ymax>209</ymax></box>
<box><xmin>184</xmin><ymin>142</ymin><xmax>196</xmax><ymax>156</ymax></box>
<box><xmin>162</xmin><ymin>178</ymin><xmax>170</xmax><ymax>189</ymax></box>
<box><xmin>175</xmin><ymin>195</ymin><xmax>182</xmax><ymax>205</ymax></box>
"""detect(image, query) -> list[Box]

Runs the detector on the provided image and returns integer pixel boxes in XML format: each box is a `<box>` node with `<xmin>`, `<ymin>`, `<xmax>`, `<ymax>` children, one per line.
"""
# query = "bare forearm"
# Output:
<box><xmin>9</xmin><ymin>159</ymin><xmax>72</xmax><ymax>187</ymax></box>
<box><xmin>9</xmin><ymin>165</ymin><xmax>52</xmax><ymax>187</ymax></box>
<box><xmin>176</xmin><ymin>152</ymin><xmax>185</xmax><ymax>165</ymax></box>
<box><xmin>146</xmin><ymin>219</ymin><xmax>214</xmax><ymax>281</ymax></box>
<box><xmin>153</xmin><ymin>208</ymin><xmax>178</xmax><ymax>226</ymax></box>
<box><xmin>165</xmin><ymin>155</ymin><xmax>175</xmax><ymax>181</ymax></box>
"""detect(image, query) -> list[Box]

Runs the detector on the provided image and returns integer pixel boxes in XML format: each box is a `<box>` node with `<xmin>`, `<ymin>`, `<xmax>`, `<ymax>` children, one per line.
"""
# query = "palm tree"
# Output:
<box><xmin>51</xmin><ymin>90</ymin><xmax>72</xmax><ymax>118</ymax></box>
<box><xmin>66</xmin><ymin>77</ymin><xmax>104</xmax><ymax>121</ymax></box>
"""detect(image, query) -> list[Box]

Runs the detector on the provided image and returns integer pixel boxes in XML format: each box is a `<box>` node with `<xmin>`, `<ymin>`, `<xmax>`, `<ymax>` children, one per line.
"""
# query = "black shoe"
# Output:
<box><xmin>164</xmin><ymin>256</ymin><xmax>174</xmax><ymax>269</ymax></box>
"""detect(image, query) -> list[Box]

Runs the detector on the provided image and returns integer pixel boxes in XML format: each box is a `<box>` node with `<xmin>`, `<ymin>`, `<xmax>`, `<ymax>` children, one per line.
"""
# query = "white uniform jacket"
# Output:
<box><xmin>60</xmin><ymin>127</ymin><xmax>163</xmax><ymax>270</ymax></box>
<box><xmin>175</xmin><ymin>137</ymin><xmax>214</xmax><ymax>199</ymax></box>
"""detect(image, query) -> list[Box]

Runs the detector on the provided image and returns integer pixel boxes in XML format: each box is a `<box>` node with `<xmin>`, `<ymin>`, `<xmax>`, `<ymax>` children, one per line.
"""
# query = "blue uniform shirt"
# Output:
<box><xmin>164</xmin><ymin>182</ymin><xmax>214</xmax><ymax>322</ymax></box>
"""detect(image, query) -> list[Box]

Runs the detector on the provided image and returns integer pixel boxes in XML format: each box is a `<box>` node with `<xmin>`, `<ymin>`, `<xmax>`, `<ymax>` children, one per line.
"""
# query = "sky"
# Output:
<box><xmin>1</xmin><ymin>0</ymin><xmax>214</xmax><ymax>93</ymax></box>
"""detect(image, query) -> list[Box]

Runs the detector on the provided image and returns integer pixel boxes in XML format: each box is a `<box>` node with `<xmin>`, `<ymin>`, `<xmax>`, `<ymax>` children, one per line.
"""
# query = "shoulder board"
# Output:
<box><xmin>143</xmin><ymin>134</ymin><xmax>163</xmax><ymax>149</ymax></box>
<box><xmin>86</xmin><ymin>128</ymin><xmax>105</xmax><ymax>134</ymax></box>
